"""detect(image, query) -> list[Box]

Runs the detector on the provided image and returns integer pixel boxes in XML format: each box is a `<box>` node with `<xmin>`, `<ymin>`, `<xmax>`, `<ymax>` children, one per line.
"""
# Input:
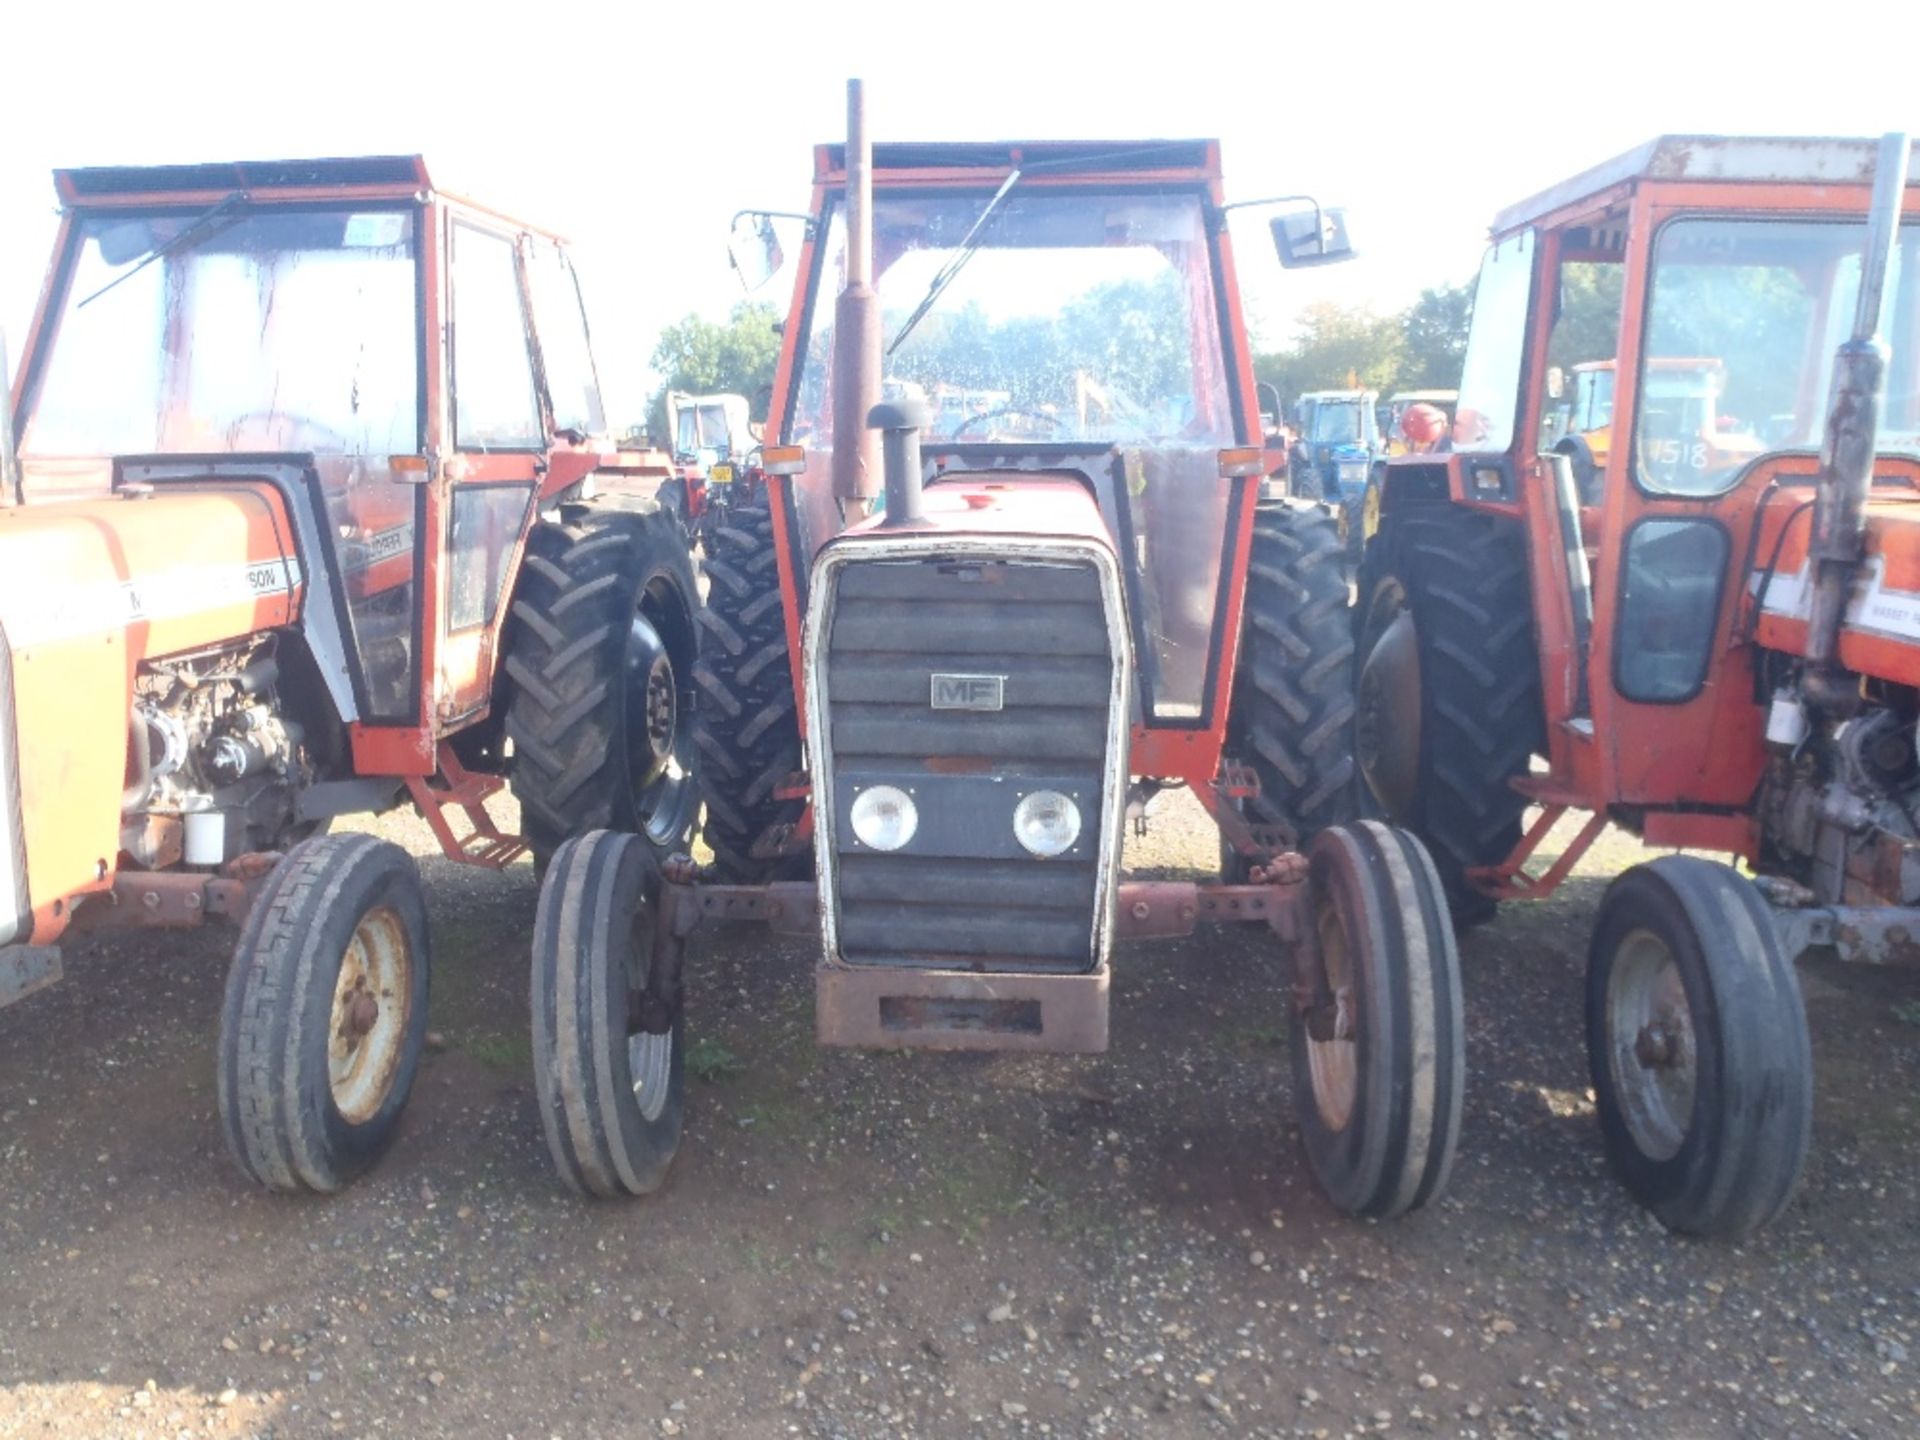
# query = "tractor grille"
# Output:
<box><xmin>819</xmin><ymin>555</ymin><xmax>1119</xmax><ymax>973</ymax></box>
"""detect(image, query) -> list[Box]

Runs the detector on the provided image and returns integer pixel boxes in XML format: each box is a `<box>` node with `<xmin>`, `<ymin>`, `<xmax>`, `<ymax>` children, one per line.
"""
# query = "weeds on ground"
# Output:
<box><xmin>686</xmin><ymin>1036</ymin><xmax>745</xmax><ymax>1083</ymax></box>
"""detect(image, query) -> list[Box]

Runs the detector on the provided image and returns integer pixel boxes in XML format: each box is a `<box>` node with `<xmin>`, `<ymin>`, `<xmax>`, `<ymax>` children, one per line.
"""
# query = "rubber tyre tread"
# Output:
<box><xmin>1291</xmin><ymin>820</ymin><xmax>1464</xmax><ymax>1219</ymax></box>
<box><xmin>503</xmin><ymin>506</ymin><xmax>701</xmax><ymax>873</ymax></box>
<box><xmin>1358</xmin><ymin>505</ymin><xmax>1542</xmax><ymax>926</ymax></box>
<box><xmin>1584</xmin><ymin>856</ymin><xmax>1812</xmax><ymax>1239</ymax></box>
<box><xmin>531</xmin><ymin>830</ymin><xmax>686</xmax><ymax>1197</ymax></box>
<box><xmin>1222</xmin><ymin>500</ymin><xmax>1357</xmax><ymax>879</ymax></box>
<box><xmin>217</xmin><ymin>833</ymin><xmax>430</xmax><ymax>1193</ymax></box>
<box><xmin>692</xmin><ymin>498</ymin><xmax>809</xmax><ymax>882</ymax></box>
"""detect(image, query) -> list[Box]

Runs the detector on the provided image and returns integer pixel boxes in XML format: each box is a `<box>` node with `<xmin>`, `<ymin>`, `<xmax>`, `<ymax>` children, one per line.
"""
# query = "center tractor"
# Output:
<box><xmin>1354</xmin><ymin>133</ymin><xmax>1919</xmax><ymax>1238</ymax></box>
<box><xmin>1</xmin><ymin>157</ymin><xmax>702</xmax><ymax>1192</ymax></box>
<box><xmin>523</xmin><ymin>82</ymin><xmax>1467</xmax><ymax>1221</ymax></box>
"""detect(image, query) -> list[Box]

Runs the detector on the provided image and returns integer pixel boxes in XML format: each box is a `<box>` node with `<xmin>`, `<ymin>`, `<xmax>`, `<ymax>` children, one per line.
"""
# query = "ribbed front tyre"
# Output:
<box><xmin>1291</xmin><ymin>821</ymin><xmax>1464</xmax><ymax>1219</ymax></box>
<box><xmin>1586</xmin><ymin>857</ymin><xmax>1811</xmax><ymax>1239</ymax></box>
<box><xmin>532</xmin><ymin>830</ymin><xmax>686</xmax><ymax>1197</ymax></box>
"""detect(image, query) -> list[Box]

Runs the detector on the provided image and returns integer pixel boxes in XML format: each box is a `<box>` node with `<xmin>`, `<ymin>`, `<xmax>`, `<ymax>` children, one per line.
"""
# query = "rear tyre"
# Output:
<box><xmin>503</xmin><ymin>506</ymin><xmax>702</xmax><ymax>873</ymax></box>
<box><xmin>1220</xmin><ymin>500</ymin><xmax>1356</xmax><ymax>880</ymax></box>
<box><xmin>1586</xmin><ymin>857</ymin><xmax>1812</xmax><ymax>1239</ymax></box>
<box><xmin>532</xmin><ymin>830</ymin><xmax>685</xmax><ymax>1197</ymax></box>
<box><xmin>1291</xmin><ymin>821</ymin><xmax>1464</xmax><ymax>1219</ymax></box>
<box><xmin>693</xmin><ymin>497</ymin><xmax>810</xmax><ymax>882</ymax></box>
<box><xmin>1353</xmin><ymin>506</ymin><xmax>1542</xmax><ymax>926</ymax></box>
<box><xmin>219</xmin><ymin>834</ymin><xmax>430</xmax><ymax>1193</ymax></box>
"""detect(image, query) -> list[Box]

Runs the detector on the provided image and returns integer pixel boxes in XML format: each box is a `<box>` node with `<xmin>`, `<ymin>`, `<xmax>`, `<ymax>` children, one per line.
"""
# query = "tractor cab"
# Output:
<box><xmin>1355</xmin><ymin>133</ymin><xmax>1920</xmax><ymax>1239</ymax></box>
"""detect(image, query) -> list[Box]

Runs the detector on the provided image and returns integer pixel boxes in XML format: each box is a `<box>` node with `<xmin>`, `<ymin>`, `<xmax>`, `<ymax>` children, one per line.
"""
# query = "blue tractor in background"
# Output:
<box><xmin>1289</xmin><ymin>388</ymin><xmax>1380</xmax><ymax>560</ymax></box>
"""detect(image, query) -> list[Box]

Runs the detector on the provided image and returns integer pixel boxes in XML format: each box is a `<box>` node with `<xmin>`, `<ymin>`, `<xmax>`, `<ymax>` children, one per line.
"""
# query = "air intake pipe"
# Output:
<box><xmin>1802</xmin><ymin>131</ymin><xmax>1910</xmax><ymax>717</ymax></box>
<box><xmin>870</xmin><ymin>397</ymin><xmax>929</xmax><ymax>527</ymax></box>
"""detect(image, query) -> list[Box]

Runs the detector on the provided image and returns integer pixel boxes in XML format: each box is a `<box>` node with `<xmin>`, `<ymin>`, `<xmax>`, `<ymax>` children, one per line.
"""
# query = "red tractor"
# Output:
<box><xmin>523</xmin><ymin>83</ymin><xmax>1466</xmax><ymax>1221</ymax></box>
<box><xmin>1355</xmin><ymin>133</ymin><xmax>1919</xmax><ymax>1237</ymax></box>
<box><xmin>0</xmin><ymin>156</ymin><xmax>702</xmax><ymax>1191</ymax></box>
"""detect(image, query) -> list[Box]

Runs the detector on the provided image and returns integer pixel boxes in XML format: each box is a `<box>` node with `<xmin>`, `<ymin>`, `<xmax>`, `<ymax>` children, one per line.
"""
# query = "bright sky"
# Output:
<box><xmin>3</xmin><ymin>0</ymin><xmax>1912</xmax><ymax>421</ymax></box>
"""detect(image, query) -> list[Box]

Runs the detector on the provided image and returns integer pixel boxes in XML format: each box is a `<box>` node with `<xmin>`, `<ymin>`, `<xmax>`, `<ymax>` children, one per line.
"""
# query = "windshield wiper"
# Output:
<box><xmin>79</xmin><ymin>191</ymin><xmax>248</xmax><ymax>309</ymax></box>
<box><xmin>886</xmin><ymin>168</ymin><xmax>1022</xmax><ymax>357</ymax></box>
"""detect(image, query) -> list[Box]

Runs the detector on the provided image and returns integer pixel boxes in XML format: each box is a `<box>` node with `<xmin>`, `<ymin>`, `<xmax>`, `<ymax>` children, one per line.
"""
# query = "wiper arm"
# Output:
<box><xmin>886</xmin><ymin>168</ymin><xmax>1021</xmax><ymax>357</ymax></box>
<box><xmin>79</xmin><ymin>191</ymin><xmax>248</xmax><ymax>309</ymax></box>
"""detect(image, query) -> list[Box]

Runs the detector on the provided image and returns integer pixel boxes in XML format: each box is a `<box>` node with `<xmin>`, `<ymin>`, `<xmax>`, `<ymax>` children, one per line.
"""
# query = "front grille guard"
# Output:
<box><xmin>802</xmin><ymin>535</ymin><xmax>1135</xmax><ymax>971</ymax></box>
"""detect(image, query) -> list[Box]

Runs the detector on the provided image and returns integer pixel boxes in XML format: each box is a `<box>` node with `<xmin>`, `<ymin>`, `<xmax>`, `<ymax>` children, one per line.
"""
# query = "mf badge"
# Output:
<box><xmin>930</xmin><ymin>673</ymin><xmax>1005</xmax><ymax>711</ymax></box>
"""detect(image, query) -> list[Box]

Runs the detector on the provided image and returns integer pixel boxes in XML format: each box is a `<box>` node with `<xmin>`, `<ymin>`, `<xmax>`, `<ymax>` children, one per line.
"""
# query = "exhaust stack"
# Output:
<box><xmin>829</xmin><ymin>78</ymin><xmax>882</xmax><ymax>515</ymax></box>
<box><xmin>870</xmin><ymin>397</ymin><xmax>929</xmax><ymax>526</ymax></box>
<box><xmin>1802</xmin><ymin>131</ymin><xmax>1910</xmax><ymax>716</ymax></box>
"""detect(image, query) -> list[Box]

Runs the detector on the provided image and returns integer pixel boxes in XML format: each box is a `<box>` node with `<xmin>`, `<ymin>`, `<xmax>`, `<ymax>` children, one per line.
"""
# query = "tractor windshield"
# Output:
<box><xmin>1637</xmin><ymin>216</ymin><xmax>1920</xmax><ymax>494</ymax></box>
<box><xmin>21</xmin><ymin>206</ymin><xmax>420</xmax><ymax>462</ymax></box>
<box><xmin>792</xmin><ymin>189</ymin><xmax>1234</xmax><ymax>446</ymax></box>
<box><xmin>1310</xmin><ymin>401</ymin><xmax>1363</xmax><ymax>444</ymax></box>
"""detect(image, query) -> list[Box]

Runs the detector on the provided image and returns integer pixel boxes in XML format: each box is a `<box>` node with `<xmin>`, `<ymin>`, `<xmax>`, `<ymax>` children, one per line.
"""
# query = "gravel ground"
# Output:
<box><xmin>3</xmin><ymin>795</ymin><xmax>1919</xmax><ymax>1439</ymax></box>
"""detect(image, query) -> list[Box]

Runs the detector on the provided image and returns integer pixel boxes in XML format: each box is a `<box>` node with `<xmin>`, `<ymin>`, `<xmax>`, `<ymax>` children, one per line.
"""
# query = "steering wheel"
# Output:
<box><xmin>950</xmin><ymin>407</ymin><xmax>1063</xmax><ymax>442</ymax></box>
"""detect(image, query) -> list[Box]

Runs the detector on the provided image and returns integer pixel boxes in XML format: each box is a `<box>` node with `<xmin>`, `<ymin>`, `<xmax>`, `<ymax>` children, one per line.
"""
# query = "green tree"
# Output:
<box><xmin>1254</xmin><ymin>302</ymin><xmax>1406</xmax><ymax>410</ymax></box>
<box><xmin>1399</xmin><ymin>282</ymin><xmax>1475</xmax><ymax>389</ymax></box>
<box><xmin>646</xmin><ymin>301</ymin><xmax>782</xmax><ymax>441</ymax></box>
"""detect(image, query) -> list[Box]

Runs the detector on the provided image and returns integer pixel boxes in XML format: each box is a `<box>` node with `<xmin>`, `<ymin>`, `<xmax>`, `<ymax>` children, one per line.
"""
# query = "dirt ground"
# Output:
<box><xmin>3</xmin><ymin>797</ymin><xmax>1919</xmax><ymax>1440</ymax></box>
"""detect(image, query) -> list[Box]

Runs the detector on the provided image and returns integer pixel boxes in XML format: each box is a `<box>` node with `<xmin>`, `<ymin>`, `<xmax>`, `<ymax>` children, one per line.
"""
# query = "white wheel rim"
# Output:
<box><xmin>328</xmin><ymin>905</ymin><xmax>412</xmax><ymax>1125</ymax></box>
<box><xmin>1607</xmin><ymin>927</ymin><xmax>1696</xmax><ymax>1162</ymax></box>
<box><xmin>628</xmin><ymin>1029</ymin><xmax>674</xmax><ymax>1123</ymax></box>
<box><xmin>1307</xmin><ymin>899</ymin><xmax>1359</xmax><ymax>1132</ymax></box>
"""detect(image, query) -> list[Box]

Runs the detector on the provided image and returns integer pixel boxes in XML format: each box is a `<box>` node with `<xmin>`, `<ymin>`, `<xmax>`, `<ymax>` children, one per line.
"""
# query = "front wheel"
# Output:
<box><xmin>1586</xmin><ymin>857</ymin><xmax>1812</xmax><ymax>1239</ymax></box>
<box><xmin>1291</xmin><ymin>821</ymin><xmax>1464</xmax><ymax>1219</ymax></box>
<box><xmin>218</xmin><ymin>834</ymin><xmax>431</xmax><ymax>1193</ymax></box>
<box><xmin>532</xmin><ymin>830</ymin><xmax>686</xmax><ymax>1197</ymax></box>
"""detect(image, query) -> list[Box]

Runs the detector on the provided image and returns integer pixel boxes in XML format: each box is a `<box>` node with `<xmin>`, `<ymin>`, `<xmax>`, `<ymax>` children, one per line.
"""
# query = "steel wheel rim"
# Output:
<box><xmin>1307</xmin><ymin>895</ymin><xmax>1359</xmax><ymax>1132</ymax></box>
<box><xmin>625</xmin><ymin>600</ymin><xmax>698</xmax><ymax>847</ymax></box>
<box><xmin>627</xmin><ymin>1030</ymin><xmax>674</xmax><ymax>1123</ymax></box>
<box><xmin>328</xmin><ymin>904</ymin><xmax>412</xmax><ymax>1125</ymax></box>
<box><xmin>1607</xmin><ymin>927</ymin><xmax>1696</xmax><ymax>1162</ymax></box>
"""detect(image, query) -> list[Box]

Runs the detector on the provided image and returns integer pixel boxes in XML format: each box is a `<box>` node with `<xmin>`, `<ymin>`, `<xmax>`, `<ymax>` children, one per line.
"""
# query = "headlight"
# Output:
<box><xmin>1337</xmin><ymin>460</ymin><xmax>1368</xmax><ymax>485</ymax></box>
<box><xmin>849</xmin><ymin>785</ymin><xmax>918</xmax><ymax>851</ymax></box>
<box><xmin>1013</xmin><ymin>790</ymin><xmax>1082</xmax><ymax>858</ymax></box>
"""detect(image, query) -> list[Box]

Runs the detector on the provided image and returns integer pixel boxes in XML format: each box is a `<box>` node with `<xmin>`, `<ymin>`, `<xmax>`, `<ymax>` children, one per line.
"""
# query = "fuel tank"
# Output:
<box><xmin>0</xmin><ymin>484</ymin><xmax>301</xmax><ymax>947</ymax></box>
<box><xmin>1751</xmin><ymin>492</ymin><xmax>1920</xmax><ymax>688</ymax></box>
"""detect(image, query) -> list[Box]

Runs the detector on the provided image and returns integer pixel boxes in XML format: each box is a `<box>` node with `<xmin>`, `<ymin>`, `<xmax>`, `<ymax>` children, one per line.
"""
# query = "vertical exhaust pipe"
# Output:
<box><xmin>829</xmin><ymin>78</ymin><xmax>882</xmax><ymax>516</ymax></box>
<box><xmin>1802</xmin><ymin>132</ymin><xmax>1910</xmax><ymax>716</ymax></box>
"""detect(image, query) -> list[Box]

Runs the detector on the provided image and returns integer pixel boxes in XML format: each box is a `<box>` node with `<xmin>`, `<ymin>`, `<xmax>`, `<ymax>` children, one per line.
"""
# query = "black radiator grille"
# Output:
<box><xmin>824</xmin><ymin>556</ymin><xmax>1115</xmax><ymax>973</ymax></box>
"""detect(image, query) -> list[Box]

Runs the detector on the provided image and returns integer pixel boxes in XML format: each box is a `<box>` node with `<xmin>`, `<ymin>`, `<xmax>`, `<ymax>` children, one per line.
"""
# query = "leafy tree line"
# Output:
<box><xmin>641</xmin><ymin>277</ymin><xmax>1480</xmax><ymax>442</ymax></box>
<box><xmin>1254</xmin><ymin>282</ymin><xmax>1474</xmax><ymax>408</ymax></box>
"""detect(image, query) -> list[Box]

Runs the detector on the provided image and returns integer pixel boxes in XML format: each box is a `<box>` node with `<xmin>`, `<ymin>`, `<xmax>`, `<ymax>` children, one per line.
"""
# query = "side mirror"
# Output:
<box><xmin>728</xmin><ymin>212</ymin><xmax>785</xmax><ymax>292</ymax></box>
<box><xmin>1271</xmin><ymin>206</ymin><xmax>1355</xmax><ymax>269</ymax></box>
<box><xmin>1546</xmin><ymin>365</ymin><xmax>1566</xmax><ymax>400</ymax></box>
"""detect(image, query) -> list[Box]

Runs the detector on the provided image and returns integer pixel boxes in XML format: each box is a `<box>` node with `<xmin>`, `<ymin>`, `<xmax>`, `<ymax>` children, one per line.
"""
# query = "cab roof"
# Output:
<box><xmin>51</xmin><ymin>155</ymin><xmax>562</xmax><ymax>239</ymax></box>
<box><xmin>1492</xmin><ymin>135</ymin><xmax>1920</xmax><ymax>238</ymax></box>
<box><xmin>815</xmin><ymin>139</ymin><xmax>1220</xmax><ymax>185</ymax></box>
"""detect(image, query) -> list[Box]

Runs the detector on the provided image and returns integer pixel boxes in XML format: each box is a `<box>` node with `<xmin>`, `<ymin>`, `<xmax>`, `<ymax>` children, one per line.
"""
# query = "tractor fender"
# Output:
<box><xmin>0</xmin><ymin>484</ymin><xmax>303</xmax><ymax>946</ymax></box>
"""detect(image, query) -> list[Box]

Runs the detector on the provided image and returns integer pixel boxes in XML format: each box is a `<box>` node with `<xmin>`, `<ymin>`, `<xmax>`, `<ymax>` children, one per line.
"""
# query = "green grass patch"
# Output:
<box><xmin>686</xmin><ymin>1036</ymin><xmax>745</xmax><ymax>1084</ymax></box>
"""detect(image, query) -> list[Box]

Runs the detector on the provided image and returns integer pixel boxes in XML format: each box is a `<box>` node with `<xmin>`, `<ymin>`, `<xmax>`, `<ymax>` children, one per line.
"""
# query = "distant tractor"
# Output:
<box><xmin>0</xmin><ymin>157</ymin><xmax>701</xmax><ymax>1192</ymax></box>
<box><xmin>665</xmin><ymin>389</ymin><xmax>755</xmax><ymax>548</ymax></box>
<box><xmin>1354</xmin><ymin>133</ymin><xmax>1919</xmax><ymax>1238</ymax></box>
<box><xmin>525</xmin><ymin>84</ymin><xmax>1467</xmax><ymax>1222</ymax></box>
<box><xmin>1291</xmin><ymin>387</ymin><xmax>1381</xmax><ymax>558</ymax></box>
<box><xmin>1380</xmin><ymin>388</ymin><xmax>1458</xmax><ymax>459</ymax></box>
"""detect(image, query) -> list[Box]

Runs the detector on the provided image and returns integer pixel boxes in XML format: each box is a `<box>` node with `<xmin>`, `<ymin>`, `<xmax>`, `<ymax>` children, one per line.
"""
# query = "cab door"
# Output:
<box><xmin>435</xmin><ymin>220</ymin><xmax>546</xmax><ymax>727</ymax></box>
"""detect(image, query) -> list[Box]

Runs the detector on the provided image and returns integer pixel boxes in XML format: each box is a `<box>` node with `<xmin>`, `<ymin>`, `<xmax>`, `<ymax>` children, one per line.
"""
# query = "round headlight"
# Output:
<box><xmin>849</xmin><ymin>785</ymin><xmax>918</xmax><ymax>851</ymax></box>
<box><xmin>1013</xmin><ymin>790</ymin><xmax>1082</xmax><ymax>858</ymax></box>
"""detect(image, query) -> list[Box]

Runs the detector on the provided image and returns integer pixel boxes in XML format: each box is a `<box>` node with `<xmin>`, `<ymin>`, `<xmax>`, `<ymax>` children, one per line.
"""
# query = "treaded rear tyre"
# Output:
<box><xmin>1355</xmin><ymin>506</ymin><xmax>1542</xmax><ymax>926</ymax></box>
<box><xmin>532</xmin><ymin>829</ymin><xmax>686</xmax><ymax>1197</ymax></box>
<box><xmin>503</xmin><ymin>506</ymin><xmax>702</xmax><ymax>872</ymax></box>
<box><xmin>692</xmin><ymin>497</ymin><xmax>809</xmax><ymax>882</ymax></box>
<box><xmin>1586</xmin><ymin>857</ymin><xmax>1812</xmax><ymax>1239</ymax></box>
<box><xmin>218</xmin><ymin>833</ymin><xmax>430</xmax><ymax>1193</ymax></box>
<box><xmin>1220</xmin><ymin>500</ymin><xmax>1356</xmax><ymax>879</ymax></box>
<box><xmin>1291</xmin><ymin>821</ymin><xmax>1464</xmax><ymax>1219</ymax></box>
